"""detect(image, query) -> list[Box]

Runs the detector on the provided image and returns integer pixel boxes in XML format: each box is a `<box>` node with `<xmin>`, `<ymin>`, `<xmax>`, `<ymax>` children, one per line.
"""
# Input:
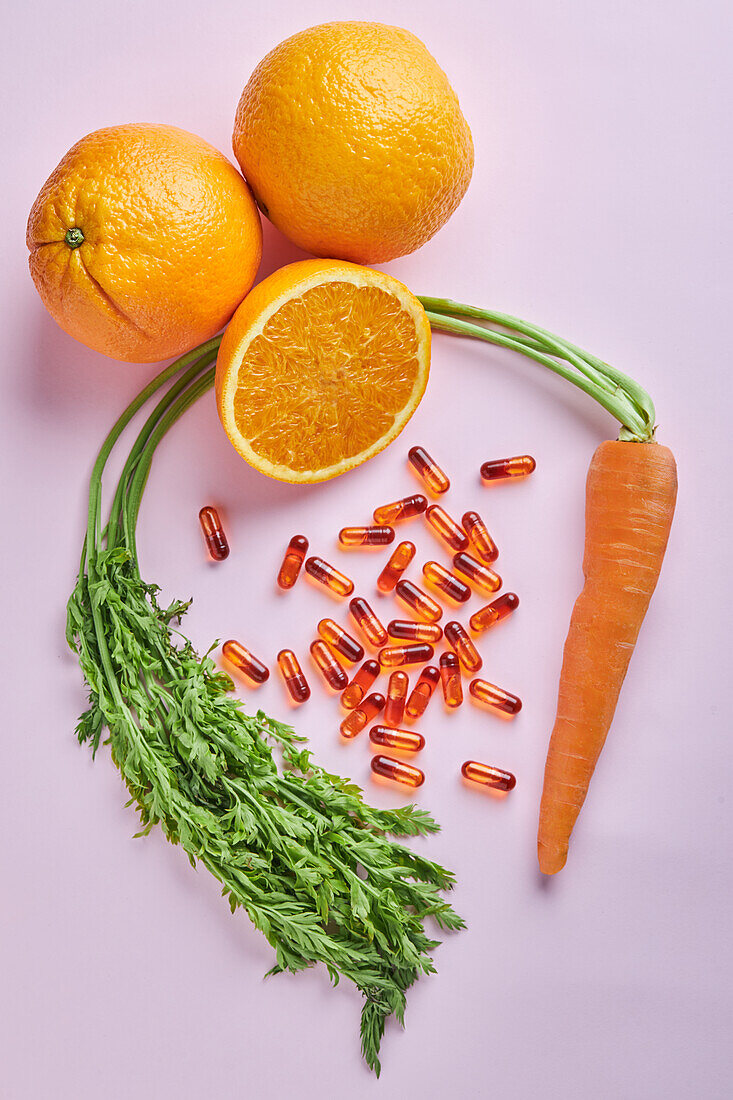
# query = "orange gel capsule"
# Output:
<box><xmin>338</xmin><ymin>525</ymin><xmax>395</xmax><ymax>547</ymax></box>
<box><xmin>439</xmin><ymin>652</ymin><xmax>463</xmax><ymax>708</ymax></box>
<box><xmin>376</xmin><ymin>540</ymin><xmax>416</xmax><ymax>593</ymax></box>
<box><xmin>461</xmin><ymin>511</ymin><xmax>498</xmax><ymax>563</ymax></box>
<box><xmin>394</xmin><ymin>579</ymin><xmax>443</xmax><ymax>623</ymax></box>
<box><xmin>221</xmin><ymin>640</ymin><xmax>269</xmax><ymax>684</ymax></box>
<box><xmin>379</xmin><ymin>643</ymin><xmax>434</xmax><ymax>668</ymax></box>
<box><xmin>469</xmin><ymin>677</ymin><xmax>522</xmax><ymax>716</ymax></box>
<box><xmin>384</xmin><ymin>670</ymin><xmax>409</xmax><ymax>725</ymax></box>
<box><xmin>387</xmin><ymin>620</ymin><xmax>443</xmax><ymax>643</ymax></box>
<box><xmin>444</xmin><ymin>621</ymin><xmax>483</xmax><ymax>673</ymax></box>
<box><xmin>480</xmin><ymin>455</ymin><xmax>536</xmax><ymax>481</ymax></box>
<box><xmin>425</xmin><ymin>505</ymin><xmax>469</xmax><ymax>552</ymax></box>
<box><xmin>277</xmin><ymin>649</ymin><xmax>310</xmax><ymax>703</ymax></box>
<box><xmin>373</xmin><ymin>494</ymin><xmax>427</xmax><ymax>525</ymax></box>
<box><xmin>340</xmin><ymin>692</ymin><xmax>385</xmax><ymax>739</ymax></box>
<box><xmin>370</xmin><ymin>726</ymin><xmax>425</xmax><ymax>753</ymax></box>
<box><xmin>349</xmin><ymin>597</ymin><xmax>388</xmax><ymax>647</ymax></box>
<box><xmin>341</xmin><ymin>659</ymin><xmax>380</xmax><ymax>710</ymax></box>
<box><xmin>461</xmin><ymin>759</ymin><xmax>516</xmax><ymax>791</ymax></box>
<box><xmin>371</xmin><ymin>754</ymin><xmax>425</xmax><ymax>788</ymax></box>
<box><xmin>305</xmin><ymin>556</ymin><xmax>354</xmax><ymax>597</ymax></box>
<box><xmin>318</xmin><ymin>619</ymin><xmax>364</xmax><ymax>663</ymax></box>
<box><xmin>408</xmin><ymin>446</ymin><xmax>450</xmax><ymax>495</ymax></box>
<box><xmin>277</xmin><ymin>534</ymin><xmax>309</xmax><ymax>589</ymax></box>
<box><xmin>198</xmin><ymin>506</ymin><xmax>229</xmax><ymax>561</ymax></box>
<box><xmin>422</xmin><ymin>560</ymin><xmax>471</xmax><ymax>603</ymax></box>
<box><xmin>309</xmin><ymin>640</ymin><xmax>348</xmax><ymax>691</ymax></box>
<box><xmin>469</xmin><ymin>593</ymin><xmax>520</xmax><ymax>633</ymax></box>
<box><xmin>405</xmin><ymin>665</ymin><xmax>440</xmax><ymax>720</ymax></box>
<box><xmin>452</xmin><ymin>552</ymin><xmax>502</xmax><ymax>594</ymax></box>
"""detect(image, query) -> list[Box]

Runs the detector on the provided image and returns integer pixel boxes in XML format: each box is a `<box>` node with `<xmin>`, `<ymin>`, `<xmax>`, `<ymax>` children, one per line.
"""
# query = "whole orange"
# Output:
<box><xmin>27</xmin><ymin>124</ymin><xmax>262</xmax><ymax>363</ymax></box>
<box><xmin>232</xmin><ymin>22</ymin><xmax>473</xmax><ymax>264</ymax></box>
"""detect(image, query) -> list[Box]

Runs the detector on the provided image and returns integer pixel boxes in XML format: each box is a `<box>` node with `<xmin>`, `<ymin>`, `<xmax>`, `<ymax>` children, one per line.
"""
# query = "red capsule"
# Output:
<box><xmin>305</xmin><ymin>556</ymin><xmax>354</xmax><ymax>597</ymax></box>
<box><xmin>277</xmin><ymin>534</ymin><xmax>309</xmax><ymax>589</ymax></box>
<box><xmin>425</xmin><ymin>505</ymin><xmax>469</xmax><ymax>552</ymax></box>
<box><xmin>373</xmin><ymin>494</ymin><xmax>428</xmax><ymax>525</ymax></box>
<box><xmin>338</xmin><ymin>525</ymin><xmax>395</xmax><ymax>547</ymax></box>
<box><xmin>309</xmin><ymin>640</ymin><xmax>348</xmax><ymax>691</ymax></box>
<box><xmin>452</xmin><ymin>552</ymin><xmax>502</xmax><ymax>594</ymax></box>
<box><xmin>349</xmin><ymin>597</ymin><xmax>388</xmax><ymax>647</ymax></box>
<box><xmin>376</xmin><ymin>541</ymin><xmax>416</xmax><ymax>593</ymax></box>
<box><xmin>341</xmin><ymin>659</ymin><xmax>380</xmax><ymax>710</ymax></box>
<box><xmin>422</xmin><ymin>560</ymin><xmax>471</xmax><ymax>603</ymax></box>
<box><xmin>340</xmin><ymin>692</ymin><xmax>385</xmax><ymax>739</ymax></box>
<box><xmin>384</xmin><ymin>671</ymin><xmax>409</xmax><ymax>726</ymax></box>
<box><xmin>198</xmin><ymin>506</ymin><xmax>229</xmax><ymax>561</ymax></box>
<box><xmin>439</xmin><ymin>652</ymin><xmax>463</xmax><ymax>708</ymax></box>
<box><xmin>394</xmin><ymin>579</ymin><xmax>443</xmax><ymax>623</ymax></box>
<box><xmin>277</xmin><ymin>649</ymin><xmax>310</xmax><ymax>703</ymax></box>
<box><xmin>469</xmin><ymin>593</ymin><xmax>520</xmax><ymax>633</ymax></box>
<box><xmin>408</xmin><ymin>446</ymin><xmax>450</xmax><ymax>495</ymax></box>
<box><xmin>405</xmin><ymin>665</ymin><xmax>441</xmax><ymax>720</ymax></box>
<box><xmin>318</xmin><ymin>619</ymin><xmax>364</xmax><ymax>663</ymax></box>
<box><xmin>387</xmin><ymin>620</ymin><xmax>443</xmax><ymax>643</ymax></box>
<box><xmin>444</xmin><ymin>621</ymin><xmax>483</xmax><ymax>673</ymax></box>
<box><xmin>469</xmin><ymin>678</ymin><xmax>522</xmax><ymax>716</ymax></box>
<box><xmin>461</xmin><ymin>760</ymin><xmax>516</xmax><ymax>791</ymax></box>
<box><xmin>462</xmin><ymin>511</ymin><xmax>498</xmax><ymax>563</ymax></box>
<box><xmin>371</xmin><ymin>754</ymin><xmax>425</xmax><ymax>788</ymax></box>
<box><xmin>379</xmin><ymin>643</ymin><xmax>434</xmax><ymax>668</ymax></box>
<box><xmin>480</xmin><ymin>455</ymin><xmax>536</xmax><ymax>482</ymax></box>
<box><xmin>369</xmin><ymin>725</ymin><xmax>425</xmax><ymax>754</ymax></box>
<box><xmin>221</xmin><ymin>640</ymin><xmax>269</xmax><ymax>684</ymax></box>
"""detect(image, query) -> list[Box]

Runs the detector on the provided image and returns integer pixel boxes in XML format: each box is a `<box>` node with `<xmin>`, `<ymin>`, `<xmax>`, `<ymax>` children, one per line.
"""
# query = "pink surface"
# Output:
<box><xmin>2</xmin><ymin>2</ymin><xmax>732</xmax><ymax>1097</ymax></box>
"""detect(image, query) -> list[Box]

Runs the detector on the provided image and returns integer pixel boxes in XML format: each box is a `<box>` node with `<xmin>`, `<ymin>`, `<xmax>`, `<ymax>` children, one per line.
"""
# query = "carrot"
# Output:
<box><xmin>537</xmin><ymin>440</ymin><xmax>677</xmax><ymax>873</ymax></box>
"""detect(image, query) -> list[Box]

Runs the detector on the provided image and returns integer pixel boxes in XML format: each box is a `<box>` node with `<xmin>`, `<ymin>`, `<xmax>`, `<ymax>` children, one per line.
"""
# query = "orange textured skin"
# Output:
<box><xmin>538</xmin><ymin>441</ymin><xmax>678</xmax><ymax>874</ymax></box>
<box><xmin>232</xmin><ymin>21</ymin><xmax>473</xmax><ymax>263</ymax></box>
<box><xmin>27</xmin><ymin>124</ymin><xmax>262</xmax><ymax>362</ymax></box>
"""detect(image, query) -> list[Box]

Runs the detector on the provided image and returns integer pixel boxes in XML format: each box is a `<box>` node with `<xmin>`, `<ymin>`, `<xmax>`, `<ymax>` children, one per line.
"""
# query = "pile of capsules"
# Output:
<box><xmin>199</xmin><ymin>446</ymin><xmax>535</xmax><ymax>794</ymax></box>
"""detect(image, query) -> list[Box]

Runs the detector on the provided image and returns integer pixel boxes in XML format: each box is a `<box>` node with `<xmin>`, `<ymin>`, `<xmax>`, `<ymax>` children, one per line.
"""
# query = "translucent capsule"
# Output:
<box><xmin>373</xmin><ymin>494</ymin><xmax>427</xmax><ymax>525</ymax></box>
<box><xmin>469</xmin><ymin>677</ymin><xmax>522</xmax><ymax>716</ymax></box>
<box><xmin>198</xmin><ymin>506</ymin><xmax>229</xmax><ymax>561</ymax></box>
<box><xmin>304</xmin><ymin>556</ymin><xmax>354</xmax><ymax>597</ymax></box>
<box><xmin>371</xmin><ymin>754</ymin><xmax>425</xmax><ymax>788</ymax></box>
<box><xmin>341</xmin><ymin>659</ymin><xmax>380</xmax><ymax>710</ymax></box>
<box><xmin>340</xmin><ymin>692</ymin><xmax>385</xmax><ymax>739</ymax></box>
<box><xmin>277</xmin><ymin>649</ymin><xmax>310</xmax><ymax>703</ymax></box>
<box><xmin>394</xmin><ymin>579</ymin><xmax>443</xmax><ymax>623</ymax></box>
<box><xmin>452</xmin><ymin>552</ymin><xmax>502</xmax><ymax>594</ymax></box>
<box><xmin>480</xmin><ymin>455</ymin><xmax>536</xmax><ymax>482</ymax></box>
<box><xmin>439</xmin><ymin>652</ymin><xmax>463</xmax><ymax>709</ymax></box>
<box><xmin>469</xmin><ymin>593</ymin><xmax>520</xmax><ymax>633</ymax></box>
<box><xmin>379</xmin><ymin>643</ymin><xmax>434</xmax><ymax>668</ymax></box>
<box><xmin>338</xmin><ymin>525</ymin><xmax>395</xmax><ymax>548</ymax></box>
<box><xmin>462</xmin><ymin>511</ymin><xmax>498</xmax><ymax>563</ymax></box>
<box><xmin>422</xmin><ymin>560</ymin><xmax>471</xmax><ymax>603</ymax></box>
<box><xmin>408</xmin><ymin>446</ymin><xmax>450</xmax><ymax>495</ymax></box>
<box><xmin>317</xmin><ymin>619</ymin><xmax>364</xmax><ymax>663</ymax></box>
<box><xmin>376</xmin><ymin>541</ymin><xmax>416</xmax><ymax>593</ymax></box>
<box><xmin>221</xmin><ymin>640</ymin><xmax>269</xmax><ymax>684</ymax></box>
<box><xmin>387</xmin><ymin>620</ymin><xmax>443</xmax><ymax>643</ymax></box>
<box><xmin>309</xmin><ymin>640</ymin><xmax>348</xmax><ymax>691</ymax></box>
<box><xmin>369</xmin><ymin>725</ymin><xmax>425</xmax><ymax>753</ymax></box>
<box><xmin>277</xmin><ymin>534</ymin><xmax>309</xmax><ymax>589</ymax></box>
<box><xmin>405</xmin><ymin>665</ymin><xmax>440</xmax><ymax>720</ymax></box>
<box><xmin>425</xmin><ymin>505</ymin><xmax>469</xmax><ymax>552</ymax></box>
<box><xmin>444</xmin><ymin>621</ymin><xmax>483</xmax><ymax>673</ymax></box>
<box><xmin>349</xmin><ymin>597</ymin><xmax>388</xmax><ymax>648</ymax></box>
<box><xmin>461</xmin><ymin>760</ymin><xmax>516</xmax><ymax>791</ymax></box>
<box><xmin>384</xmin><ymin>671</ymin><xmax>409</xmax><ymax>726</ymax></box>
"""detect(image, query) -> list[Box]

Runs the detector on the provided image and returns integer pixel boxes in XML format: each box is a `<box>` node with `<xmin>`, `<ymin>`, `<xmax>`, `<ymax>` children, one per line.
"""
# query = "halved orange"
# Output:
<box><xmin>215</xmin><ymin>259</ymin><xmax>431</xmax><ymax>482</ymax></box>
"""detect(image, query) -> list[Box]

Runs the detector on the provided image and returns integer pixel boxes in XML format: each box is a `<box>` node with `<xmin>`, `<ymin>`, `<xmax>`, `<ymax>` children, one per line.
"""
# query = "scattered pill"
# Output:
<box><xmin>310</xmin><ymin>640</ymin><xmax>348</xmax><ymax>691</ymax></box>
<box><xmin>221</xmin><ymin>640</ymin><xmax>269</xmax><ymax>684</ymax></box>
<box><xmin>439</xmin><ymin>652</ymin><xmax>463</xmax><ymax>708</ymax></box>
<box><xmin>461</xmin><ymin>510</ymin><xmax>498</xmax><ymax>563</ymax></box>
<box><xmin>422</xmin><ymin>560</ymin><xmax>471</xmax><ymax>603</ymax></box>
<box><xmin>341</xmin><ymin>659</ymin><xmax>380</xmax><ymax>710</ymax></box>
<box><xmin>394</xmin><ymin>579</ymin><xmax>443</xmax><ymax>623</ymax></box>
<box><xmin>318</xmin><ymin>619</ymin><xmax>364</xmax><ymax>663</ymax></box>
<box><xmin>469</xmin><ymin>678</ymin><xmax>522</xmax><ymax>716</ymax></box>
<box><xmin>461</xmin><ymin>760</ymin><xmax>516</xmax><ymax>791</ymax></box>
<box><xmin>305</xmin><ymin>556</ymin><xmax>354</xmax><ymax>597</ymax></box>
<box><xmin>408</xmin><ymin>446</ymin><xmax>450</xmax><ymax>495</ymax></box>
<box><xmin>277</xmin><ymin>649</ymin><xmax>310</xmax><ymax>703</ymax></box>
<box><xmin>198</xmin><ymin>506</ymin><xmax>229</xmax><ymax>561</ymax></box>
<box><xmin>338</xmin><ymin>525</ymin><xmax>395</xmax><ymax>547</ymax></box>
<box><xmin>384</xmin><ymin>671</ymin><xmax>409</xmax><ymax>726</ymax></box>
<box><xmin>425</xmin><ymin>505</ymin><xmax>469</xmax><ymax>552</ymax></box>
<box><xmin>387</xmin><ymin>620</ymin><xmax>443</xmax><ymax>643</ymax></box>
<box><xmin>373</xmin><ymin>494</ymin><xmax>427</xmax><ymax>525</ymax></box>
<box><xmin>340</xmin><ymin>692</ymin><xmax>385</xmax><ymax>739</ymax></box>
<box><xmin>379</xmin><ymin>643</ymin><xmax>434</xmax><ymax>668</ymax></box>
<box><xmin>371</xmin><ymin>754</ymin><xmax>425</xmax><ymax>788</ymax></box>
<box><xmin>452</xmin><ymin>552</ymin><xmax>502</xmax><ymax>594</ymax></box>
<box><xmin>444</xmin><ymin>621</ymin><xmax>483</xmax><ymax>673</ymax></box>
<box><xmin>376</xmin><ymin>540</ymin><xmax>416</xmax><ymax>593</ymax></box>
<box><xmin>277</xmin><ymin>534</ymin><xmax>309</xmax><ymax>589</ymax></box>
<box><xmin>405</xmin><ymin>665</ymin><xmax>441</xmax><ymax>720</ymax></box>
<box><xmin>349</xmin><ymin>597</ymin><xmax>388</xmax><ymax>647</ymax></box>
<box><xmin>469</xmin><ymin>593</ymin><xmax>520</xmax><ymax>633</ymax></box>
<box><xmin>369</xmin><ymin>725</ymin><xmax>425</xmax><ymax>754</ymax></box>
<box><xmin>480</xmin><ymin>455</ymin><xmax>536</xmax><ymax>482</ymax></box>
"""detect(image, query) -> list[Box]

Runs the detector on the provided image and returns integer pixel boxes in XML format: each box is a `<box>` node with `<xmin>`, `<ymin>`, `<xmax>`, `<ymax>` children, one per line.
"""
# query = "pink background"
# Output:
<box><xmin>2</xmin><ymin>1</ymin><xmax>731</xmax><ymax>1096</ymax></box>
